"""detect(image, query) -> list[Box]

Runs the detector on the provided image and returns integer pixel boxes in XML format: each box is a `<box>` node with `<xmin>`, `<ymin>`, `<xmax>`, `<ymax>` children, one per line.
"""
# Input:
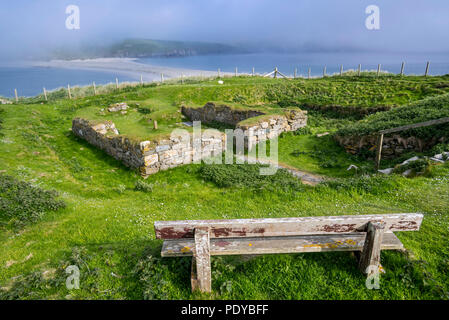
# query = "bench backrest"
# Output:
<box><xmin>154</xmin><ymin>213</ymin><xmax>423</xmax><ymax>239</ymax></box>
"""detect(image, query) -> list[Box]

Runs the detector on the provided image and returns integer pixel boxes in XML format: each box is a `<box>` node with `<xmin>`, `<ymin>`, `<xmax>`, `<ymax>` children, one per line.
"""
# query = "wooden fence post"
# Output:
<box><xmin>14</xmin><ymin>89</ymin><xmax>18</xmax><ymax>102</ymax></box>
<box><xmin>358</xmin><ymin>64</ymin><xmax>361</xmax><ymax>76</ymax></box>
<box><xmin>375</xmin><ymin>133</ymin><xmax>384</xmax><ymax>170</ymax></box>
<box><xmin>308</xmin><ymin>68</ymin><xmax>311</xmax><ymax>79</ymax></box>
<box><xmin>340</xmin><ymin>65</ymin><xmax>343</xmax><ymax>76</ymax></box>
<box><xmin>323</xmin><ymin>66</ymin><xmax>327</xmax><ymax>77</ymax></box>
<box><xmin>400</xmin><ymin>62</ymin><xmax>405</xmax><ymax>76</ymax></box>
<box><xmin>425</xmin><ymin>61</ymin><xmax>430</xmax><ymax>77</ymax></box>
<box><xmin>67</xmin><ymin>85</ymin><xmax>72</xmax><ymax>99</ymax></box>
<box><xmin>294</xmin><ymin>68</ymin><xmax>297</xmax><ymax>79</ymax></box>
<box><xmin>43</xmin><ymin>87</ymin><xmax>47</xmax><ymax>101</ymax></box>
<box><xmin>153</xmin><ymin>120</ymin><xmax>158</xmax><ymax>130</ymax></box>
<box><xmin>140</xmin><ymin>75</ymin><xmax>143</xmax><ymax>85</ymax></box>
<box><xmin>274</xmin><ymin>67</ymin><xmax>278</xmax><ymax>79</ymax></box>
<box><xmin>115</xmin><ymin>78</ymin><xmax>119</xmax><ymax>89</ymax></box>
<box><xmin>377</xmin><ymin>64</ymin><xmax>381</xmax><ymax>77</ymax></box>
<box><xmin>93</xmin><ymin>82</ymin><xmax>97</xmax><ymax>95</ymax></box>
<box><xmin>252</xmin><ymin>67</ymin><xmax>255</xmax><ymax>76</ymax></box>
<box><xmin>235</xmin><ymin>67</ymin><xmax>238</xmax><ymax>77</ymax></box>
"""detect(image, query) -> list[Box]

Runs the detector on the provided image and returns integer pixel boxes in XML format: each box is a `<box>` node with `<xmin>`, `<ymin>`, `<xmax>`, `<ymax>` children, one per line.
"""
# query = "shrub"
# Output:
<box><xmin>134</xmin><ymin>180</ymin><xmax>154</xmax><ymax>192</ymax></box>
<box><xmin>0</xmin><ymin>174</ymin><xmax>66</xmax><ymax>228</ymax></box>
<box><xmin>393</xmin><ymin>158</ymin><xmax>432</xmax><ymax>177</ymax></box>
<box><xmin>430</xmin><ymin>142</ymin><xmax>449</xmax><ymax>156</ymax></box>
<box><xmin>0</xmin><ymin>246</ymin><xmax>98</xmax><ymax>299</ymax></box>
<box><xmin>113</xmin><ymin>184</ymin><xmax>127</xmax><ymax>194</ymax></box>
<box><xmin>133</xmin><ymin>249</ymin><xmax>190</xmax><ymax>300</ymax></box>
<box><xmin>199</xmin><ymin>164</ymin><xmax>304</xmax><ymax>192</ymax></box>
<box><xmin>293</xmin><ymin>126</ymin><xmax>312</xmax><ymax>136</ymax></box>
<box><xmin>137</xmin><ymin>106</ymin><xmax>153</xmax><ymax>114</ymax></box>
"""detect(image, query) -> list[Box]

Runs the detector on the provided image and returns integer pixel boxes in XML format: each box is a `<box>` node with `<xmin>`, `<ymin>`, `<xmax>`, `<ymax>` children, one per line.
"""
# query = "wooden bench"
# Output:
<box><xmin>154</xmin><ymin>213</ymin><xmax>423</xmax><ymax>292</ymax></box>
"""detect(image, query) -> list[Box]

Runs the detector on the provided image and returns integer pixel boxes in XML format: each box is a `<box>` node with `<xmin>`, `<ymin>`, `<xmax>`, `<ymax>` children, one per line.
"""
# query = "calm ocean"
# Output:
<box><xmin>0</xmin><ymin>66</ymin><xmax>135</xmax><ymax>98</ymax></box>
<box><xmin>139</xmin><ymin>52</ymin><xmax>449</xmax><ymax>77</ymax></box>
<box><xmin>1</xmin><ymin>52</ymin><xmax>448</xmax><ymax>98</ymax></box>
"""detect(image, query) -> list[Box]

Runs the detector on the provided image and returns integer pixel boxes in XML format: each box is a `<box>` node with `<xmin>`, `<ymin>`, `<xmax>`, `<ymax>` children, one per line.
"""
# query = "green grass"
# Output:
<box><xmin>337</xmin><ymin>93</ymin><xmax>449</xmax><ymax>139</ymax></box>
<box><xmin>63</xmin><ymin>74</ymin><xmax>449</xmax><ymax>142</ymax></box>
<box><xmin>0</xmin><ymin>76</ymin><xmax>448</xmax><ymax>300</ymax></box>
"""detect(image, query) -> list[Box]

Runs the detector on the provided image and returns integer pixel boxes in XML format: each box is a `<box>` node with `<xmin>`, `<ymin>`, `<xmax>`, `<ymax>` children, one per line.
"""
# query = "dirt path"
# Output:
<box><xmin>236</xmin><ymin>155</ymin><xmax>326</xmax><ymax>186</ymax></box>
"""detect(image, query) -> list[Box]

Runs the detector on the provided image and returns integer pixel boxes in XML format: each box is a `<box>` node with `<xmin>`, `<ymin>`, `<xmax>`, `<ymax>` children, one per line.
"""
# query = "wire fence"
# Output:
<box><xmin>3</xmin><ymin>61</ymin><xmax>435</xmax><ymax>104</ymax></box>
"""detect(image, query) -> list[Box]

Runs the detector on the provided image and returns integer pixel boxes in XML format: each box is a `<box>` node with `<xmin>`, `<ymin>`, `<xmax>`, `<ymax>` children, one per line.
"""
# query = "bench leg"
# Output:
<box><xmin>191</xmin><ymin>227</ymin><xmax>211</xmax><ymax>293</ymax></box>
<box><xmin>359</xmin><ymin>221</ymin><xmax>385</xmax><ymax>276</ymax></box>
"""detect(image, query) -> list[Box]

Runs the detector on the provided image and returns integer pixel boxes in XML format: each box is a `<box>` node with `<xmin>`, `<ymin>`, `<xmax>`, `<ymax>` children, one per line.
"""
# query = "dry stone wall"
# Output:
<box><xmin>72</xmin><ymin>102</ymin><xmax>308</xmax><ymax>177</ymax></box>
<box><xmin>181</xmin><ymin>102</ymin><xmax>264</xmax><ymax>126</ymax></box>
<box><xmin>182</xmin><ymin>102</ymin><xmax>308</xmax><ymax>149</ymax></box>
<box><xmin>72</xmin><ymin>118</ymin><xmax>224</xmax><ymax>177</ymax></box>
<box><xmin>335</xmin><ymin>133</ymin><xmax>446</xmax><ymax>157</ymax></box>
<box><xmin>237</xmin><ymin>110</ymin><xmax>308</xmax><ymax>149</ymax></box>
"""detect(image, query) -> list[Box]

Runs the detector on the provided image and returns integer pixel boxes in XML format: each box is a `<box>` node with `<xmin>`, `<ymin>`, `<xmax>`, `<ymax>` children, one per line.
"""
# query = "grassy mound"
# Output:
<box><xmin>336</xmin><ymin>94</ymin><xmax>449</xmax><ymax>139</ymax></box>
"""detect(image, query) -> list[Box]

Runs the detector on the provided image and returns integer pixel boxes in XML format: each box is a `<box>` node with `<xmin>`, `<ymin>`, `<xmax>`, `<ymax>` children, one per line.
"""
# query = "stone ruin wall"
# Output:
<box><xmin>72</xmin><ymin>102</ymin><xmax>308</xmax><ymax>177</ymax></box>
<box><xmin>181</xmin><ymin>102</ymin><xmax>265</xmax><ymax>126</ymax></box>
<box><xmin>335</xmin><ymin>133</ymin><xmax>446</xmax><ymax>158</ymax></box>
<box><xmin>72</xmin><ymin>118</ymin><xmax>224</xmax><ymax>177</ymax></box>
<box><xmin>181</xmin><ymin>102</ymin><xmax>308</xmax><ymax>149</ymax></box>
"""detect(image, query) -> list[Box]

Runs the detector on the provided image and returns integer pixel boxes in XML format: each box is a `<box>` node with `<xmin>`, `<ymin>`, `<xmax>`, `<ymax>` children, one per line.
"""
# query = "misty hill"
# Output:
<box><xmin>51</xmin><ymin>38</ymin><xmax>244</xmax><ymax>60</ymax></box>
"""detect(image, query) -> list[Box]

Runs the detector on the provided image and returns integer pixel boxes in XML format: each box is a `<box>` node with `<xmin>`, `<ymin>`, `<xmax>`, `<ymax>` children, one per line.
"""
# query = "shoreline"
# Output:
<box><xmin>31</xmin><ymin>58</ymin><xmax>223</xmax><ymax>81</ymax></box>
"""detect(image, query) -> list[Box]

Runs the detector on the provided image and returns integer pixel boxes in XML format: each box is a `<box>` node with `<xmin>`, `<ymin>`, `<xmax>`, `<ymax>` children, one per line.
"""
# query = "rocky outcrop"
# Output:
<box><xmin>108</xmin><ymin>102</ymin><xmax>129</xmax><ymax>112</ymax></box>
<box><xmin>72</xmin><ymin>118</ymin><xmax>224</xmax><ymax>177</ymax></box>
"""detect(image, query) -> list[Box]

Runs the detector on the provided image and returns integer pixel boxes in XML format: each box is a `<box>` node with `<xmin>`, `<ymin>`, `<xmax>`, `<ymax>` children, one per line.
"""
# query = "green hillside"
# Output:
<box><xmin>0</xmin><ymin>74</ymin><xmax>448</xmax><ymax>300</ymax></box>
<box><xmin>337</xmin><ymin>93</ymin><xmax>449</xmax><ymax>138</ymax></box>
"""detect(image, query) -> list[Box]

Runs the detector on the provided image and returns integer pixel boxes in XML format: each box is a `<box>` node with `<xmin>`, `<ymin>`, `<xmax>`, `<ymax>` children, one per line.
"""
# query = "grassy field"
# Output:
<box><xmin>0</xmin><ymin>75</ymin><xmax>448</xmax><ymax>300</ymax></box>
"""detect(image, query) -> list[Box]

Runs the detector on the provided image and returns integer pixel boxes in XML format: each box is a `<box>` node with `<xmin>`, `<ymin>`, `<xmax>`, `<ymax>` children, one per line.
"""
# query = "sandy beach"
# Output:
<box><xmin>32</xmin><ymin>58</ymin><xmax>225</xmax><ymax>81</ymax></box>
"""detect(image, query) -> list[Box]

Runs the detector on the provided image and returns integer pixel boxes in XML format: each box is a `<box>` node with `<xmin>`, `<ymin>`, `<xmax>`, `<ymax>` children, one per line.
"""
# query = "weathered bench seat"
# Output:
<box><xmin>154</xmin><ymin>213</ymin><xmax>423</xmax><ymax>293</ymax></box>
<box><xmin>161</xmin><ymin>232</ymin><xmax>404</xmax><ymax>257</ymax></box>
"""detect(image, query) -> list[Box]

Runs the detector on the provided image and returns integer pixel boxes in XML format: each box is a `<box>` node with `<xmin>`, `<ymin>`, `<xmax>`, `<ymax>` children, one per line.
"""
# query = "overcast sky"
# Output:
<box><xmin>1</xmin><ymin>0</ymin><xmax>448</xmax><ymax>59</ymax></box>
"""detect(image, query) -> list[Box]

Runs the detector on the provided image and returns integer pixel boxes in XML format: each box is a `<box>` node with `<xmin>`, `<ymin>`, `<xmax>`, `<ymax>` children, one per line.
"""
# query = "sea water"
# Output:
<box><xmin>139</xmin><ymin>52</ymin><xmax>449</xmax><ymax>77</ymax></box>
<box><xmin>0</xmin><ymin>65</ymin><xmax>135</xmax><ymax>98</ymax></box>
<box><xmin>1</xmin><ymin>52</ymin><xmax>448</xmax><ymax>98</ymax></box>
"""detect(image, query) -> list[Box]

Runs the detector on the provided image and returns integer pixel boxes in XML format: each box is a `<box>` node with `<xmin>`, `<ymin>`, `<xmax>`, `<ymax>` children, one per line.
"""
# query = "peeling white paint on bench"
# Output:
<box><xmin>155</xmin><ymin>213</ymin><xmax>423</xmax><ymax>293</ymax></box>
<box><xmin>155</xmin><ymin>213</ymin><xmax>423</xmax><ymax>239</ymax></box>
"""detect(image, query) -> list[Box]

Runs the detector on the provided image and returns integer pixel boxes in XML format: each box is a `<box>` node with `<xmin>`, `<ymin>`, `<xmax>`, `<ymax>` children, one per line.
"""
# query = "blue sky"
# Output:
<box><xmin>0</xmin><ymin>0</ymin><xmax>448</xmax><ymax>58</ymax></box>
